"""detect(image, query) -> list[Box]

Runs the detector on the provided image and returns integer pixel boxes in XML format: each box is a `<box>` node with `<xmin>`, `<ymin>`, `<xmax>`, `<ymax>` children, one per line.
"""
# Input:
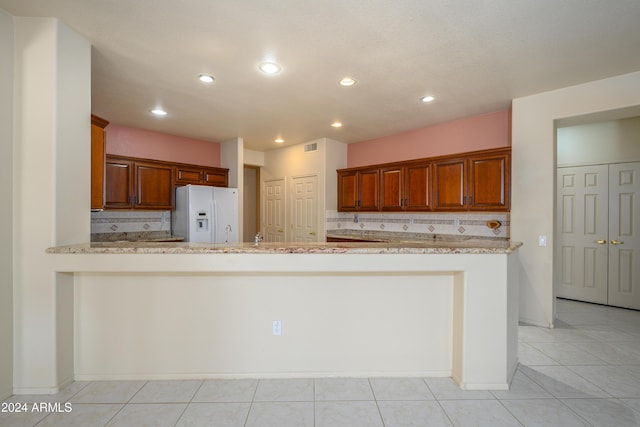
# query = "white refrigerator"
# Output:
<box><xmin>172</xmin><ymin>185</ymin><xmax>239</xmax><ymax>243</ymax></box>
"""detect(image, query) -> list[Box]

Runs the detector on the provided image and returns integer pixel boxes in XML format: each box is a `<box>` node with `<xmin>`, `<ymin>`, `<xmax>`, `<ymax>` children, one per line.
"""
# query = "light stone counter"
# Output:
<box><xmin>43</xmin><ymin>238</ymin><xmax>522</xmax><ymax>392</ymax></box>
<box><xmin>47</xmin><ymin>238</ymin><xmax>521</xmax><ymax>255</ymax></box>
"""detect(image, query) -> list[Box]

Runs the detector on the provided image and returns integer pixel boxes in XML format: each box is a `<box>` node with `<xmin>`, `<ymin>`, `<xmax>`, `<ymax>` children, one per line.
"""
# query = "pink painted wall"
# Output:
<box><xmin>347</xmin><ymin>109</ymin><xmax>511</xmax><ymax>167</ymax></box>
<box><xmin>105</xmin><ymin>124</ymin><xmax>221</xmax><ymax>167</ymax></box>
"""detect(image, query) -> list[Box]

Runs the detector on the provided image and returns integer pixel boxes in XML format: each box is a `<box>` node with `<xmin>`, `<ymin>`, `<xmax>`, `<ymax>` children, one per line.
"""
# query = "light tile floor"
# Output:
<box><xmin>2</xmin><ymin>298</ymin><xmax>640</xmax><ymax>426</ymax></box>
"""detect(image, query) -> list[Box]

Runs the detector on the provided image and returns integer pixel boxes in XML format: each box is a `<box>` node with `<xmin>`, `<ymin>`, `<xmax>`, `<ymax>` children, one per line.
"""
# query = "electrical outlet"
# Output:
<box><xmin>538</xmin><ymin>235</ymin><xmax>547</xmax><ymax>247</ymax></box>
<box><xmin>272</xmin><ymin>320</ymin><xmax>282</xmax><ymax>336</ymax></box>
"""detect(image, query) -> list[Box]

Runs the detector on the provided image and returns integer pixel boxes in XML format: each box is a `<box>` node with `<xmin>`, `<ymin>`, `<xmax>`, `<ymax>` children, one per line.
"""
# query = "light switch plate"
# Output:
<box><xmin>538</xmin><ymin>235</ymin><xmax>547</xmax><ymax>247</ymax></box>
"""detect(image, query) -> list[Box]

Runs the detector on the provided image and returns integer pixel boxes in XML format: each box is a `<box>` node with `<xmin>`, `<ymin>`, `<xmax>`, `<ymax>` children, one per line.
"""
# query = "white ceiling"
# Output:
<box><xmin>2</xmin><ymin>0</ymin><xmax>640</xmax><ymax>151</ymax></box>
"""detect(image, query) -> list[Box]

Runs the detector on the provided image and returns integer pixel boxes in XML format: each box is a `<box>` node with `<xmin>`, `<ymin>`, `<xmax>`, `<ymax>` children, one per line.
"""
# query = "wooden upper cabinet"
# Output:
<box><xmin>337</xmin><ymin>168</ymin><xmax>379</xmax><ymax>211</ymax></box>
<box><xmin>380</xmin><ymin>167</ymin><xmax>403</xmax><ymax>211</ymax></box>
<box><xmin>104</xmin><ymin>157</ymin><xmax>133</xmax><ymax>209</ymax></box>
<box><xmin>134</xmin><ymin>161</ymin><xmax>174</xmax><ymax>209</ymax></box>
<box><xmin>174</xmin><ymin>166</ymin><xmax>204</xmax><ymax>185</ymax></box>
<box><xmin>338</xmin><ymin>170</ymin><xmax>358</xmax><ymax>211</ymax></box>
<box><xmin>337</xmin><ymin>148</ymin><xmax>510</xmax><ymax>213</ymax></box>
<box><xmin>202</xmin><ymin>167</ymin><xmax>228</xmax><ymax>187</ymax></box>
<box><xmin>405</xmin><ymin>162</ymin><xmax>431</xmax><ymax>210</ymax></box>
<box><xmin>380</xmin><ymin>162</ymin><xmax>431</xmax><ymax>211</ymax></box>
<box><xmin>104</xmin><ymin>155</ymin><xmax>174</xmax><ymax>210</ymax></box>
<box><xmin>175</xmin><ymin>165</ymin><xmax>229</xmax><ymax>187</ymax></box>
<box><xmin>91</xmin><ymin>114</ymin><xmax>109</xmax><ymax>210</ymax></box>
<box><xmin>358</xmin><ymin>169</ymin><xmax>379</xmax><ymax>210</ymax></box>
<box><xmin>468</xmin><ymin>151</ymin><xmax>510</xmax><ymax>211</ymax></box>
<box><xmin>100</xmin><ymin>155</ymin><xmax>229</xmax><ymax>210</ymax></box>
<box><xmin>433</xmin><ymin>159</ymin><xmax>467</xmax><ymax>211</ymax></box>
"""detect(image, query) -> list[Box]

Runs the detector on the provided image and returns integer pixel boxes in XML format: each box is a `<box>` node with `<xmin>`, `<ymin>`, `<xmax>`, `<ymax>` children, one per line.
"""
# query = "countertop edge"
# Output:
<box><xmin>46</xmin><ymin>240</ymin><xmax>523</xmax><ymax>255</ymax></box>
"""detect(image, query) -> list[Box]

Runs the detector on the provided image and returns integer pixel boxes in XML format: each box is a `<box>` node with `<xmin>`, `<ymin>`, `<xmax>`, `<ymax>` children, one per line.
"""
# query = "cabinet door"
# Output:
<box><xmin>203</xmin><ymin>168</ymin><xmax>228</xmax><ymax>187</ymax></box>
<box><xmin>338</xmin><ymin>170</ymin><xmax>358</xmax><ymax>211</ymax></box>
<box><xmin>104</xmin><ymin>158</ymin><xmax>133</xmax><ymax>209</ymax></box>
<box><xmin>90</xmin><ymin>115</ymin><xmax>108</xmax><ymax>210</ymax></box>
<box><xmin>469</xmin><ymin>152</ymin><xmax>509</xmax><ymax>211</ymax></box>
<box><xmin>433</xmin><ymin>159</ymin><xmax>466</xmax><ymax>211</ymax></box>
<box><xmin>358</xmin><ymin>169</ymin><xmax>380</xmax><ymax>211</ymax></box>
<box><xmin>405</xmin><ymin>162</ymin><xmax>431</xmax><ymax>210</ymax></box>
<box><xmin>380</xmin><ymin>167</ymin><xmax>403</xmax><ymax>211</ymax></box>
<box><xmin>134</xmin><ymin>161</ymin><xmax>174</xmax><ymax>209</ymax></box>
<box><xmin>175</xmin><ymin>166</ymin><xmax>203</xmax><ymax>185</ymax></box>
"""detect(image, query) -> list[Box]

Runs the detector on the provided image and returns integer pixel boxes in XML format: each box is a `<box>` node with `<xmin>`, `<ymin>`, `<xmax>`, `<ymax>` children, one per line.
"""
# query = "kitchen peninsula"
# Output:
<box><xmin>48</xmin><ymin>238</ymin><xmax>521</xmax><ymax>390</ymax></box>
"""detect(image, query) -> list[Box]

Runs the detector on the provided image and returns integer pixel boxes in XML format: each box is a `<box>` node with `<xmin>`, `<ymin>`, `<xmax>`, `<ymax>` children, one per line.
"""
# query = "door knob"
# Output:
<box><xmin>611</xmin><ymin>240</ymin><xmax>624</xmax><ymax>245</ymax></box>
<box><xmin>594</xmin><ymin>239</ymin><xmax>607</xmax><ymax>244</ymax></box>
<box><xmin>309</xmin><ymin>232</ymin><xmax>317</xmax><ymax>236</ymax></box>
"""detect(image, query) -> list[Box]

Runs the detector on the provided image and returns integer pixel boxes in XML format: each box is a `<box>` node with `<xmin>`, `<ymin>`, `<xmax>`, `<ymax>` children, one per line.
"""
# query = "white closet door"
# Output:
<box><xmin>608</xmin><ymin>162</ymin><xmax>640</xmax><ymax>309</ymax></box>
<box><xmin>556</xmin><ymin>165</ymin><xmax>609</xmax><ymax>304</ymax></box>
<box><xmin>290</xmin><ymin>175</ymin><xmax>318</xmax><ymax>243</ymax></box>
<box><xmin>264</xmin><ymin>178</ymin><xmax>285</xmax><ymax>242</ymax></box>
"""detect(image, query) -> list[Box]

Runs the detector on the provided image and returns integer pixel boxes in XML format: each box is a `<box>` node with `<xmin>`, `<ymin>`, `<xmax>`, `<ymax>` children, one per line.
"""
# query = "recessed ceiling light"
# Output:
<box><xmin>339</xmin><ymin>77</ymin><xmax>356</xmax><ymax>86</ymax></box>
<box><xmin>275</xmin><ymin>138</ymin><xmax>284</xmax><ymax>144</ymax></box>
<box><xmin>258</xmin><ymin>62</ymin><xmax>282</xmax><ymax>75</ymax></box>
<box><xmin>331</xmin><ymin>122</ymin><xmax>343</xmax><ymax>128</ymax></box>
<box><xmin>421</xmin><ymin>95</ymin><xmax>435</xmax><ymax>103</ymax></box>
<box><xmin>198</xmin><ymin>73</ymin><xmax>215</xmax><ymax>83</ymax></box>
<box><xmin>150</xmin><ymin>108</ymin><xmax>167</xmax><ymax>116</ymax></box>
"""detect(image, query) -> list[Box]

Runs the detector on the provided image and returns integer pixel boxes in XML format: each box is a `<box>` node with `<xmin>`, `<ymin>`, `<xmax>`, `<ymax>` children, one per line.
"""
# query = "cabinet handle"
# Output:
<box><xmin>611</xmin><ymin>240</ymin><xmax>624</xmax><ymax>245</ymax></box>
<box><xmin>594</xmin><ymin>239</ymin><xmax>607</xmax><ymax>244</ymax></box>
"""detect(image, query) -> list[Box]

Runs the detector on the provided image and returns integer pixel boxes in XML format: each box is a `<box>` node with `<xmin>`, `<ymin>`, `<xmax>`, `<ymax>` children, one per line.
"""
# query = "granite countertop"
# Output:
<box><xmin>47</xmin><ymin>236</ymin><xmax>522</xmax><ymax>255</ymax></box>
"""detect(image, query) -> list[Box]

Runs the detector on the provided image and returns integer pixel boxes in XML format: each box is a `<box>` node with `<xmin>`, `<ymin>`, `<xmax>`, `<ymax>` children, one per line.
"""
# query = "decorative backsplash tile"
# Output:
<box><xmin>326</xmin><ymin>211</ymin><xmax>510</xmax><ymax>239</ymax></box>
<box><xmin>91</xmin><ymin>210</ymin><xmax>171</xmax><ymax>241</ymax></box>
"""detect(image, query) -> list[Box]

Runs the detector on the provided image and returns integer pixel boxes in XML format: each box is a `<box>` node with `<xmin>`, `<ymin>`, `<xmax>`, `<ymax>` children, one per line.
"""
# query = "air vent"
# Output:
<box><xmin>304</xmin><ymin>142</ymin><xmax>318</xmax><ymax>152</ymax></box>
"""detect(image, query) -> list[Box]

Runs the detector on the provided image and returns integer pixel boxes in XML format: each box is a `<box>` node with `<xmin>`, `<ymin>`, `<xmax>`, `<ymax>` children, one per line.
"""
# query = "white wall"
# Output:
<box><xmin>243</xmin><ymin>166</ymin><xmax>258</xmax><ymax>241</ymax></box>
<box><xmin>13</xmin><ymin>17</ymin><xmax>90</xmax><ymax>393</ymax></box>
<box><xmin>244</xmin><ymin>148</ymin><xmax>265</xmax><ymax>167</ymax></box>
<box><xmin>323</xmin><ymin>139</ymin><xmax>347</xmax><ymax>211</ymax></box>
<box><xmin>74</xmin><ymin>272</ymin><xmax>453</xmax><ymax>379</ymax></box>
<box><xmin>221</xmin><ymin>138</ymin><xmax>244</xmax><ymax>241</ymax></box>
<box><xmin>262</xmin><ymin>138</ymin><xmax>346</xmax><ymax>241</ymax></box>
<box><xmin>512</xmin><ymin>71</ymin><xmax>640</xmax><ymax>327</ymax></box>
<box><xmin>0</xmin><ymin>7</ymin><xmax>14</xmax><ymax>400</ymax></box>
<box><xmin>557</xmin><ymin>116</ymin><xmax>640</xmax><ymax>166</ymax></box>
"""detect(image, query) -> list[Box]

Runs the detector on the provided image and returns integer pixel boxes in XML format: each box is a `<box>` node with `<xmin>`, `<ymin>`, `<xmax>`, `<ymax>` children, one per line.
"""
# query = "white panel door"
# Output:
<box><xmin>556</xmin><ymin>165</ymin><xmax>609</xmax><ymax>304</ymax></box>
<box><xmin>291</xmin><ymin>175</ymin><xmax>318</xmax><ymax>243</ymax></box>
<box><xmin>608</xmin><ymin>162</ymin><xmax>640</xmax><ymax>309</ymax></box>
<box><xmin>263</xmin><ymin>179</ymin><xmax>285</xmax><ymax>243</ymax></box>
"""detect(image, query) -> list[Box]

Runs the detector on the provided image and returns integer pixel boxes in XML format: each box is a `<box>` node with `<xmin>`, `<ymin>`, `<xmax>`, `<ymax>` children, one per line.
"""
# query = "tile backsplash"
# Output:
<box><xmin>91</xmin><ymin>210</ymin><xmax>172</xmax><ymax>242</ymax></box>
<box><xmin>326</xmin><ymin>210</ymin><xmax>510</xmax><ymax>239</ymax></box>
